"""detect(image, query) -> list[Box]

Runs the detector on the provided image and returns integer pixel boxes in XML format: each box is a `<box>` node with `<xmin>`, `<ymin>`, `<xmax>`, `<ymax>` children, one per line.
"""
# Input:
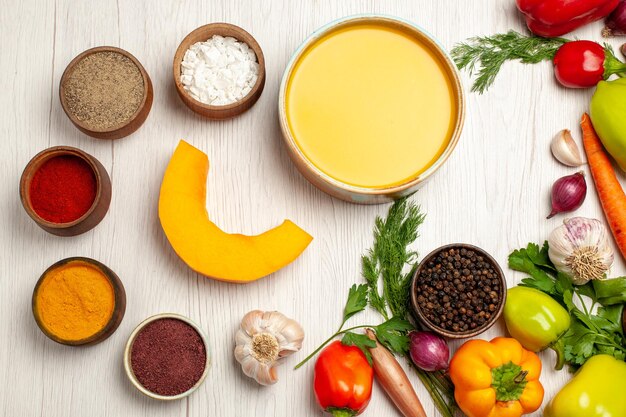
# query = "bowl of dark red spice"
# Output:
<box><xmin>124</xmin><ymin>314</ymin><xmax>210</xmax><ymax>400</ymax></box>
<box><xmin>19</xmin><ymin>146</ymin><xmax>112</xmax><ymax>236</ymax></box>
<box><xmin>60</xmin><ymin>46</ymin><xmax>153</xmax><ymax>140</ymax></box>
<box><xmin>410</xmin><ymin>244</ymin><xmax>507</xmax><ymax>339</ymax></box>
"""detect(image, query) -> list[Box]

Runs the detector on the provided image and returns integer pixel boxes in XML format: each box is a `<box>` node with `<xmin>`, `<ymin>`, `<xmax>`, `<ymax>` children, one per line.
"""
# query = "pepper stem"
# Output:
<box><xmin>327</xmin><ymin>407</ymin><xmax>357</xmax><ymax>417</ymax></box>
<box><xmin>603</xmin><ymin>46</ymin><xmax>626</xmax><ymax>79</ymax></box>
<box><xmin>513</xmin><ymin>370</ymin><xmax>528</xmax><ymax>384</ymax></box>
<box><xmin>550</xmin><ymin>337</ymin><xmax>566</xmax><ymax>371</ymax></box>
<box><xmin>491</xmin><ymin>362</ymin><xmax>529</xmax><ymax>402</ymax></box>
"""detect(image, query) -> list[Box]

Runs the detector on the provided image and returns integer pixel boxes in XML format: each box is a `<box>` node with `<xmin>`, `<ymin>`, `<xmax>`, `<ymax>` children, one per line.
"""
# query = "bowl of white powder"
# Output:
<box><xmin>173</xmin><ymin>23</ymin><xmax>266</xmax><ymax>119</ymax></box>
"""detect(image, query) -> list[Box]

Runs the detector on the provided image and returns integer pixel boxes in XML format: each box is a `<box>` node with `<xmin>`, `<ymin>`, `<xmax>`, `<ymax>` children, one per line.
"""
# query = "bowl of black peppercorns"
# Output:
<box><xmin>410</xmin><ymin>244</ymin><xmax>507</xmax><ymax>339</ymax></box>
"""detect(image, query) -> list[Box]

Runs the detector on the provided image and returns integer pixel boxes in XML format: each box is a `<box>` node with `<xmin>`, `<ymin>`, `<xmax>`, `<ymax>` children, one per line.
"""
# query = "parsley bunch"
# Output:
<box><xmin>293</xmin><ymin>284</ymin><xmax>413</xmax><ymax>369</ymax></box>
<box><xmin>509</xmin><ymin>242</ymin><xmax>626</xmax><ymax>367</ymax></box>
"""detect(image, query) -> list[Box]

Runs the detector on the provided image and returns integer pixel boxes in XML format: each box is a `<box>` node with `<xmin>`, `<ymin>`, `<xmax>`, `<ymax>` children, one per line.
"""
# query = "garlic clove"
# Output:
<box><xmin>261</xmin><ymin>311</ymin><xmax>284</xmax><ymax>333</ymax></box>
<box><xmin>255</xmin><ymin>363</ymin><xmax>279</xmax><ymax>386</ymax></box>
<box><xmin>234</xmin><ymin>338</ymin><xmax>250</xmax><ymax>361</ymax></box>
<box><xmin>278</xmin><ymin>343</ymin><xmax>303</xmax><ymax>357</ymax></box>
<box><xmin>551</xmin><ymin>129</ymin><xmax>584</xmax><ymax>167</ymax></box>
<box><xmin>240</xmin><ymin>310</ymin><xmax>264</xmax><ymax>336</ymax></box>
<box><xmin>279</xmin><ymin>318</ymin><xmax>305</xmax><ymax>343</ymax></box>
<box><xmin>239</xmin><ymin>354</ymin><xmax>261</xmax><ymax>379</ymax></box>
<box><xmin>235</xmin><ymin>328</ymin><xmax>252</xmax><ymax>347</ymax></box>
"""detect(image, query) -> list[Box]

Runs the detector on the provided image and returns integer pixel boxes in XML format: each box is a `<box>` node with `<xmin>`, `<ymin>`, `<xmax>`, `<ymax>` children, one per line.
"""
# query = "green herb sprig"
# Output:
<box><xmin>294</xmin><ymin>284</ymin><xmax>412</xmax><ymax>368</ymax></box>
<box><xmin>451</xmin><ymin>31</ymin><xmax>568</xmax><ymax>94</ymax></box>
<box><xmin>362</xmin><ymin>198</ymin><xmax>425</xmax><ymax>319</ymax></box>
<box><xmin>361</xmin><ymin>199</ymin><xmax>456</xmax><ymax>417</ymax></box>
<box><xmin>509</xmin><ymin>242</ymin><xmax>626</xmax><ymax>367</ymax></box>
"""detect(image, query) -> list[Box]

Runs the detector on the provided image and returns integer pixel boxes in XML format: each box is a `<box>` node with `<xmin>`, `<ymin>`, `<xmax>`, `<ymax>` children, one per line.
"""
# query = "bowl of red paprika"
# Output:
<box><xmin>20</xmin><ymin>146</ymin><xmax>112</xmax><ymax>236</ymax></box>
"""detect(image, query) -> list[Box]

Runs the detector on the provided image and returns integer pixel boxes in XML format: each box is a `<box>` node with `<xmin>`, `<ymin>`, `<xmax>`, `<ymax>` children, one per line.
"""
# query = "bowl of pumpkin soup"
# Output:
<box><xmin>279</xmin><ymin>15</ymin><xmax>465</xmax><ymax>204</ymax></box>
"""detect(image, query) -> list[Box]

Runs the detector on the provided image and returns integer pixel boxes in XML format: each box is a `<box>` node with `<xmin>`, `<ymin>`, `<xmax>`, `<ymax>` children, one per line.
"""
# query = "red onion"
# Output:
<box><xmin>408</xmin><ymin>331</ymin><xmax>449</xmax><ymax>372</ymax></box>
<box><xmin>603</xmin><ymin>0</ymin><xmax>626</xmax><ymax>37</ymax></box>
<box><xmin>548</xmin><ymin>171</ymin><xmax>587</xmax><ymax>219</ymax></box>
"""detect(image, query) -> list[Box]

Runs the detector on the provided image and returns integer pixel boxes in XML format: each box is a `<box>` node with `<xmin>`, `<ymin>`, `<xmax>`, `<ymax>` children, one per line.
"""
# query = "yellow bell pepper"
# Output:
<box><xmin>544</xmin><ymin>355</ymin><xmax>626</xmax><ymax>417</ymax></box>
<box><xmin>449</xmin><ymin>337</ymin><xmax>544</xmax><ymax>417</ymax></box>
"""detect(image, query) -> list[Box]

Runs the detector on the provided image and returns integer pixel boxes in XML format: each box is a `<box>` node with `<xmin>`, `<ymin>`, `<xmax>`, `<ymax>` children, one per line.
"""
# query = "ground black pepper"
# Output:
<box><xmin>416</xmin><ymin>247</ymin><xmax>502</xmax><ymax>333</ymax></box>
<box><xmin>63</xmin><ymin>51</ymin><xmax>144</xmax><ymax>130</ymax></box>
<box><xmin>130</xmin><ymin>318</ymin><xmax>206</xmax><ymax>396</ymax></box>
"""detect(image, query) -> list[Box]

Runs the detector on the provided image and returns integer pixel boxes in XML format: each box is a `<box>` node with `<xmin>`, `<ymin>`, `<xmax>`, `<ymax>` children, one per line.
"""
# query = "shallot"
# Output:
<box><xmin>408</xmin><ymin>331</ymin><xmax>449</xmax><ymax>372</ymax></box>
<box><xmin>548</xmin><ymin>172</ymin><xmax>587</xmax><ymax>219</ymax></box>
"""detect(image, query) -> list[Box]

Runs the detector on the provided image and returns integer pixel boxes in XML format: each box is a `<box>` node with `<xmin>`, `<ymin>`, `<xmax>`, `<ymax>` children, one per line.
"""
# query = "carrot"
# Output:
<box><xmin>365</xmin><ymin>329</ymin><xmax>427</xmax><ymax>417</ymax></box>
<box><xmin>581</xmin><ymin>113</ymin><xmax>626</xmax><ymax>259</ymax></box>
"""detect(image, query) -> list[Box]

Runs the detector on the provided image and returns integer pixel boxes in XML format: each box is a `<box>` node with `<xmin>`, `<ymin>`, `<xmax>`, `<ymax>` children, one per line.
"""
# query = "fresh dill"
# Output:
<box><xmin>451</xmin><ymin>30</ymin><xmax>568</xmax><ymax>93</ymax></box>
<box><xmin>362</xmin><ymin>198</ymin><xmax>425</xmax><ymax>320</ymax></box>
<box><xmin>362</xmin><ymin>198</ymin><xmax>456</xmax><ymax>417</ymax></box>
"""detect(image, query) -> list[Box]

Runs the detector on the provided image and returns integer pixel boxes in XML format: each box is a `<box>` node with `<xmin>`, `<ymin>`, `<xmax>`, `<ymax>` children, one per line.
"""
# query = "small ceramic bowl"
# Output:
<box><xmin>32</xmin><ymin>257</ymin><xmax>126</xmax><ymax>346</ymax></box>
<box><xmin>278</xmin><ymin>15</ymin><xmax>465</xmax><ymax>204</ymax></box>
<box><xmin>124</xmin><ymin>313</ymin><xmax>211</xmax><ymax>401</ymax></box>
<box><xmin>173</xmin><ymin>23</ymin><xmax>266</xmax><ymax>119</ymax></box>
<box><xmin>20</xmin><ymin>146</ymin><xmax>112</xmax><ymax>236</ymax></box>
<box><xmin>60</xmin><ymin>46</ymin><xmax>153</xmax><ymax>140</ymax></box>
<box><xmin>410</xmin><ymin>244</ymin><xmax>507</xmax><ymax>339</ymax></box>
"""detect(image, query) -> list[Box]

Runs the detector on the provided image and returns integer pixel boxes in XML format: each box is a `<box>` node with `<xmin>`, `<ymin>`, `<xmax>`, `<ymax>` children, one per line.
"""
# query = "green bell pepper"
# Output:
<box><xmin>503</xmin><ymin>286</ymin><xmax>570</xmax><ymax>369</ymax></box>
<box><xmin>544</xmin><ymin>354</ymin><xmax>626</xmax><ymax>417</ymax></box>
<box><xmin>590</xmin><ymin>78</ymin><xmax>626</xmax><ymax>171</ymax></box>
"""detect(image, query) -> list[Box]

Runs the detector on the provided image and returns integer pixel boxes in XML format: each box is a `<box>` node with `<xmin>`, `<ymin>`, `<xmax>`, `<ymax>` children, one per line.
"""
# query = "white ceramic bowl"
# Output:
<box><xmin>278</xmin><ymin>14</ymin><xmax>465</xmax><ymax>204</ymax></box>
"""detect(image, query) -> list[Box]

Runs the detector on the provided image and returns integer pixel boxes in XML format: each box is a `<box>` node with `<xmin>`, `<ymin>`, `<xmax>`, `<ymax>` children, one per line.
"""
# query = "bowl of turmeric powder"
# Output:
<box><xmin>32</xmin><ymin>257</ymin><xmax>126</xmax><ymax>346</ymax></box>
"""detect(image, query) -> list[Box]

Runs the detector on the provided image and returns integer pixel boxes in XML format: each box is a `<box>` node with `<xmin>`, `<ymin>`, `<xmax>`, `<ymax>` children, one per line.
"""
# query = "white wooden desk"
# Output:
<box><xmin>2</xmin><ymin>1</ymin><xmax>624</xmax><ymax>415</ymax></box>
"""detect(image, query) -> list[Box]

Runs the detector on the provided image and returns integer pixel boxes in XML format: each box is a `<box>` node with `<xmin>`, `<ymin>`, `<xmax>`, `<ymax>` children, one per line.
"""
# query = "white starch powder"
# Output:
<box><xmin>180</xmin><ymin>35</ymin><xmax>259</xmax><ymax>106</ymax></box>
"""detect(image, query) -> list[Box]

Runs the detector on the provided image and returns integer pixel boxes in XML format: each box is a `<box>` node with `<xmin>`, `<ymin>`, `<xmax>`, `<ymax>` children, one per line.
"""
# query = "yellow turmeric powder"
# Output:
<box><xmin>34</xmin><ymin>260</ymin><xmax>115</xmax><ymax>341</ymax></box>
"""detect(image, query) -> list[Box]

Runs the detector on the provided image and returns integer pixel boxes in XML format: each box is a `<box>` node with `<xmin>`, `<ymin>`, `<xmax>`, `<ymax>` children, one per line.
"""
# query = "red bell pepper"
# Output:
<box><xmin>553</xmin><ymin>40</ymin><xmax>626</xmax><ymax>88</ymax></box>
<box><xmin>516</xmin><ymin>0</ymin><xmax>619</xmax><ymax>37</ymax></box>
<box><xmin>314</xmin><ymin>341</ymin><xmax>373</xmax><ymax>417</ymax></box>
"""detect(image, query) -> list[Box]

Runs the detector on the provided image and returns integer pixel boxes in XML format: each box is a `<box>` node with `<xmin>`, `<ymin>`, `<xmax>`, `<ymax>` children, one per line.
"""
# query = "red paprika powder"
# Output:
<box><xmin>29</xmin><ymin>155</ymin><xmax>97</xmax><ymax>223</ymax></box>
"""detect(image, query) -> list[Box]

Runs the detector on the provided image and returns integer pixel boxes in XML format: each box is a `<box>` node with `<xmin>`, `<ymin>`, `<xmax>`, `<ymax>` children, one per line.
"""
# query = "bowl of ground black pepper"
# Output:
<box><xmin>60</xmin><ymin>46</ymin><xmax>153</xmax><ymax>139</ymax></box>
<box><xmin>410</xmin><ymin>244</ymin><xmax>507</xmax><ymax>339</ymax></box>
<box><xmin>19</xmin><ymin>146</ymin><xmax>112</xmax><ymax>236</ymax></box>
<box><xmin>124</xmin><ymin>314</ymin><xmax>210</xmax><ymax>400</ymax></box>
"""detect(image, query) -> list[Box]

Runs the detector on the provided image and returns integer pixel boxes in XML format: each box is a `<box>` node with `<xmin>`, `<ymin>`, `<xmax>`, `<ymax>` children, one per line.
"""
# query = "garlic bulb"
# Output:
<box><xmin>548</xmin><ymin>217</ymin><xmax>614</xmax><ymax>285</ymax></box>
<box><xmin>551</xmin><ymin>129</ymin><xmax>584</xmax><ymax>167</ymax></box>
<box><xmin>234</xmin><ymin>310</ymin><xmax>304</xmax><ymax>385</ymax></box>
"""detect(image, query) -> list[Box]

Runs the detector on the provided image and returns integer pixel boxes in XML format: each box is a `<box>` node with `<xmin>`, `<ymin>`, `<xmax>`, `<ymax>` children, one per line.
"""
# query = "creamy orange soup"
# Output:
<box><xmin>286</xmin><ymin>23</ymin><xmax>456</xmax><ymax>188</ymax></box>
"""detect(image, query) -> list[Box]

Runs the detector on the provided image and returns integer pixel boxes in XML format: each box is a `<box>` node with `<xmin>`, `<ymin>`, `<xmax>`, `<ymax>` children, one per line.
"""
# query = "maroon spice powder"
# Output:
<box><xmin>130</xmin><ymin>318</ymin><xmax>206</xmax><ymax>396</ymax></box>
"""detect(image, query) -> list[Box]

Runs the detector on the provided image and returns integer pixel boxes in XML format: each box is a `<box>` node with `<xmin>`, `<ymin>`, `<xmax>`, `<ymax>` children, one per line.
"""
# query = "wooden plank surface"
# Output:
<box><xmin>1</xmin><ymin>0</ymin><xmax>624</xmax><ymax>416</ymax></box>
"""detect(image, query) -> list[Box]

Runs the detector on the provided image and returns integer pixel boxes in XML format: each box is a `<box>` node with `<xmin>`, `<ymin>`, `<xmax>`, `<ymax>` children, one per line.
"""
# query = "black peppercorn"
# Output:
<box><xmin>416</xmin><ymin>246</ymin><xmax>502</xmax><ymax>334</ymax></box>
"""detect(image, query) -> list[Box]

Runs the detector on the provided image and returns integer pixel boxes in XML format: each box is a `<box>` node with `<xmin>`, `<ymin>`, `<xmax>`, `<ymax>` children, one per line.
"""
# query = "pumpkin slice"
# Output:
<box><xmin>159</xmin><ymin>140</ymin><xmax>312</xmax><ymax>283</ymax></box>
